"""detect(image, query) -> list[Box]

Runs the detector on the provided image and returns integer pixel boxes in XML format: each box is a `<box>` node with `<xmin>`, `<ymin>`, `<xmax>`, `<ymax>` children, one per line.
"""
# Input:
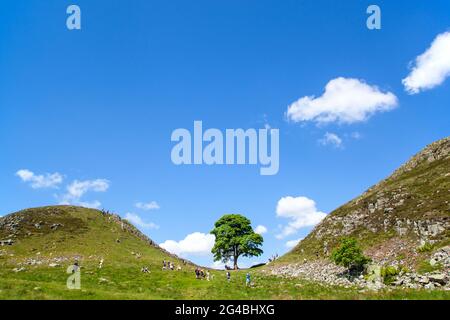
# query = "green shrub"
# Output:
<box><xmin>381</xmin><ymin>266</ymin><xmax>400</xmax><ymax>285</ymax></box>
<box><xmin>331</xmin><ymin>238</ymin><xmax>371</xmax><ymax>271</ymax></box>
<box><xmin>417</xmin><ymin>242</ymin><xmax>434</xmax><ymax>253</ymax></box>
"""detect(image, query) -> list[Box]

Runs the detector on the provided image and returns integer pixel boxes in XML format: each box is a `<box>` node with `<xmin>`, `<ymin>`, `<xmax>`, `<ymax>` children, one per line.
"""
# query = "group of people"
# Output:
<box><xmin>268</xmin><ymin>253</ymin><xmax>279</xmax><ymax>263</ymax></box>
<box><xmin>195</xmin><ymin>268</ymin><xmax>211</xmax><ymax>281</ymax></box>
<box><xmin>162</xmin><ymin>260</ymin><xmax>181</xmax><ymax>271</ymax></box>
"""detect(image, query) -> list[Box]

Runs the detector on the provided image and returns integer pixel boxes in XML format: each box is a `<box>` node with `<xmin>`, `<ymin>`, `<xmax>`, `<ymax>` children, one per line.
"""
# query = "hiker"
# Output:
<box><xmin>141</xmin><ymin>266</ymin><xmax>150</xmax><ymax>273</ymax></box>
<box><xmin>177</xmin><ymin>266</ymin><xmax>182</xmax><ymax>271</ymax></box>
<box><xmin>226</xmin><ymin>271</ymin><xmax>231</xmax><ymax>282</ymax></box>
<box><xmin>195</xmin><ymin>268</ymin><xmax>200</xmax><ymax>279</ymax></box>
<box><xmin>206</xmin><ymin>270</ymin><xmax>210</xmax><ymax>281</ymax></box>
<box><xmin>170</xmin><ymin>263</ymin><xmax>174</xmax><ymax>271</ymax></box>
<box><xmin>163</xmin><ymin>260</ymin><xmax>166</xmax><ymax>270</ymax></box>
<box><xmin>246</xmin><ymin>273</ymin><xmax>251</xmax><ymax>287</ymax></box>
<box><xmin>98</xmin><ymin>259</ymin><xmax>104</xmax><ymax>269</ymax></box>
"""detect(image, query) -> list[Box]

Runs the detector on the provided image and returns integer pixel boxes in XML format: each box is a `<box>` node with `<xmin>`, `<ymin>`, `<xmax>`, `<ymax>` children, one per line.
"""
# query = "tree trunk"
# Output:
<box><xmin>233</xmin><ymin>246</ymin><xmax>239</xmax><ymax>270</ymax></box>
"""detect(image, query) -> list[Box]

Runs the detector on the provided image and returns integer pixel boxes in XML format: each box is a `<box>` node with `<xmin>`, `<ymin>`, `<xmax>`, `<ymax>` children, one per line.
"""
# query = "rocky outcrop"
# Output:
<box><xmin>269</xmin><ymin>246</ymin><xmax>450</xmax><ymax>291</ymax></box>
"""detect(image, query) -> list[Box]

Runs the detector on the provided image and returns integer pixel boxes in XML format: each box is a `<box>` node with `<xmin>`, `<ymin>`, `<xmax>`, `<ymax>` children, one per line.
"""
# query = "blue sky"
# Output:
<box><xmin>1</xmin><ymin>0</ymin><xmax>449</xmax><ymax>268</ymax></box>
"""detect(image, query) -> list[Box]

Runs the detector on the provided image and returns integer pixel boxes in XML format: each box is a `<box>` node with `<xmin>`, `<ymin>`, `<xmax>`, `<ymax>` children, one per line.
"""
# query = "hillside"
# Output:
<box><xmin>1</xmin><ymin>135</ymin><xmax>450</xmax><ymax>299</ymax></box>
<box><xmin>271</xmin><ymin>137</ymin><xmax>450</xmax><ymax>289</ymax></box>
<box><xmin>0</xmin><ymin>206</ymin><xmax>186</xmax><ymax>264</ymax></box>
<box><xmin>4</xmin><ymin>207</ymin><xmax>446</xmax><ymax>299</ymax></box>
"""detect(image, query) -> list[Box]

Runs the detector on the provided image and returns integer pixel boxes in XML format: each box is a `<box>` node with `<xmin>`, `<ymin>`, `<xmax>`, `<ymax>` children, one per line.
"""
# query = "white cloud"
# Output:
<box><xmin>59</xmin><ymin>179</ymin><xmax>110</xmax><ymax>208</ymax></box>
<box><xmin>254</xmin><ymin>225</ymin><xmax>268</xmax><ymax>235</ymax></box>
<box><xmin>210</xmin><ymin>260</ymin><xmax>226</xmax><ymax>269</ymax></box>
<box><xmin>319</xmin><ymin>132</ymin><xmax>343</xmax><ymax>148</ymax></box>
<box><xmin>16</xmin><ymin>169</ymin><xmax>63</xmax><ymax>189</ymax></box>
<box><xmin>276</xmin><ymin>196</ymin><xmax>326</xmax><ymax>239</ymax></box>
<box><xmin>160</xmin><ymin>232</ymin><xmax>215</xmax><ymax>257</ymax></box>
<box><xmin>125</xmin><ymin>212</ymin><xmax>159</xmax><ymax>229</ymax></box>
<box><xmin>403</xmin><ymin>32</ymin><xmax>450</xmax><ymax>94</ymax></box>
<box><xmin>286</xmin><ymin>77</ymin><xmax>398</xmax><ymax>124</ymax></box>
<box><xmin>285</xmin><ymin>238</ymin><xmax>303</xmax><ymax>249</ymax></box>
<box><xmin>135</xmin><ymin>201</ymin><xmax>160</xmax><ymax>211</ymax></box>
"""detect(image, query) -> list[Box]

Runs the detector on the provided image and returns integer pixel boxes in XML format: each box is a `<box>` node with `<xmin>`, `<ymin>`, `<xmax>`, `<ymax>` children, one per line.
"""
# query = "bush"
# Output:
<box><xmin>381</xmin><ymin>266</ymin><xmax>399</xmax><ymax>285</ymax></box>
<box><xmin>331</xmin><ymin>238</ymin><xmax>371</xmax><ymax>271</ymax></box>
<box><xmin>417</xmin><ymin>242</ymin><xmax>434</xmax><ymax>253</ymax></box>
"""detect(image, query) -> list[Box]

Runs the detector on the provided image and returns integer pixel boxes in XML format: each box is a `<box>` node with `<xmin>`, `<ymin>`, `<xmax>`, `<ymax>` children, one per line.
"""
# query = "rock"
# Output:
<box><xmin>0</xmin><ymin>239</ymin><xmax>14</xmax><ymax>246</ymax></box>
<box><xmin>424</xmin><ymin>283</ymin><xmax>435</xmax><ymax>290</ymax></box>
<box><xmin>428</xmin><ymin>274</ymin><xmax>447</xmax><ymax>285</ymax></box>
<box><xmin>49</xmin><ymin>263</ymin><xmax>60</xmax><ymax>267</ymax></box>
<box><xmin>418</xmin><ymin>276</ymin><xmax>429</xmax><ymax>284</ymax></box>
<box><xmin>99</xmin><ymin>278</ymin><xmax>109</xmax><ymax>284</ymax></box>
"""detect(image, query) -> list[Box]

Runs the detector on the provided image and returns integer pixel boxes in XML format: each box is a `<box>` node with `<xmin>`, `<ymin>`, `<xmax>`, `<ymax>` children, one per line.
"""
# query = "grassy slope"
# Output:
<box><xmin>1</xmin><ymin>206</ymin><xmax>449</xmax><ymax>299</ymax></box>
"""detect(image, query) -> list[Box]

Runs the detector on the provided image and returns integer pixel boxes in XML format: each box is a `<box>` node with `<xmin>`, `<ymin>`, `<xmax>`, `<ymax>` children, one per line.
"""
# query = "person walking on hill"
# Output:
<box><xmin>246</xmin><ymin>273</ymin><xmax>251</xmax><ymax>287</ymax></box>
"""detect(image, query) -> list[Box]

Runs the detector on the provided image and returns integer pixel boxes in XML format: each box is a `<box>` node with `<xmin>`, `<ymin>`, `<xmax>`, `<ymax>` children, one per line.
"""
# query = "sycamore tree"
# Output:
<box><xmin>331</xmin><ymin>237</ymin><xmax>371</xmax><ymax>272</ymax></box>
<box><xmin>210</xmin><ymin>214</ymin><xmax>263</xmax><ymax>270</ymax></box>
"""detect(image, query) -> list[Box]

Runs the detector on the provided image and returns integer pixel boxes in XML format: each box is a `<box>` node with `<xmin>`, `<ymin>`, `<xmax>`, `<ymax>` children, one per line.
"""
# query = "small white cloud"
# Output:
<box><xmin>286</xmin><ymin>77</ymin><xmax>398</xmax><ymax>124</ymax></box>
<box><xmin>285</xmin><ymin>238</ymin><xmax>303</xmax><ymax>249</ymax></box>
<box><xmin>276</xmin><ymin>196</ymin><xmax>326</xmax><ymax>239</ymax></box>
<box><xmin>319</xmin><ymin>132</ymin><xmax>343</xmax><ymax>148</ymax></box>
<box><xmin>125</xmin><ymin>212</ymin><xmax>159</xmax><ymax>229</ymax></box>
<box><xmin>210</xmin><ymin>260</ymin><xmax>226</xmax><ymax>269</ymax></box>
<box><xmin>254</xmin><ymin>225</ymin><xmax>268</xmax><ymax>235</ymax></box>
<box><xmin>135</xmin><ymin>201</ymin><xmax>160</xmax><ymax>211</ymax></box>
<box><xmin>59</xmin><ymin>179</ymin><xmax>110</xmax><ymax>208</ymax></box>
<box><xmin>16</xmin><ymin>169</ymin><xmax>63</xmax><ymax>189</ymax></box>
<box><xmin>350</xmin><ymin>131</ymin><xmax>362</xmax><ymax>140</ymax></box>
<box><xmin>160</xmin><ymin>232</ymin><xmax>215</xmax><ymax>257</ymax></box>
<box><xmin>403</xmin><ymin>32</ymin><xmax>450</xmax><ymax>94</ymax></box>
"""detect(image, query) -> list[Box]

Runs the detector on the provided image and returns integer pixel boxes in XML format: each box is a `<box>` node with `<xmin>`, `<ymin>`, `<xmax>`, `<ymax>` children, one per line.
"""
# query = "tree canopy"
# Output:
<box><xmin>331</xmin><ymin>237</ymin><xmax>371</xmax><ymax>271</ymax></box>
<box><xmin>210</xmin><ymin>214</ymin><xmax>263</xmax><ymax>269</ymax></box>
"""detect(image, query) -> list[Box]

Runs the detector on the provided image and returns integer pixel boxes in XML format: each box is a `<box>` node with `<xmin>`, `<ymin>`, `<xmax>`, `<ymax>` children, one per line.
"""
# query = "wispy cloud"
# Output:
<box><xmin>125</xmin><ymin>212</ymin><xmax>159</xmax><ymax>229</ymax></box>
<box><xmin>285</xmin><ymin>238</ymin><xmax>303</xmax><ymax>249</ymax></box>
<box><xmin>403</xmin><ymin>32</ymin><xmax>450</xmax><ymax>94</ymax></box>
<box><xmin>135</xmin><ymin>201</ymin><xmax>160</xmax><ymax>211</ymax></box>
<box><xmin>318</xmin><ymin>132</ymin><xmax>343</xmax><ymax>148</ymax></box>
<box><xmin>286</xmin><ymin>77</ymin><xmax>398</xmax><ymax>124</ymax></box>
<box><xmin>59</xmin><ymin>179</ymin><xmax>110</xmax><ymax>208</ymax></box>
<box><xmin>16</xmin><ymin>169</ymin><xmax>63</xmax><ymax>189</ymax></box>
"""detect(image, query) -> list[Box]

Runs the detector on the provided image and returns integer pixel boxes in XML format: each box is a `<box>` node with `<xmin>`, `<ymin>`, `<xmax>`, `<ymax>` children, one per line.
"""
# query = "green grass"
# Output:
<box><xmin>1</xmin><ymin>264</ymin><xmax>449</xmax><ymax>300</ymax></box>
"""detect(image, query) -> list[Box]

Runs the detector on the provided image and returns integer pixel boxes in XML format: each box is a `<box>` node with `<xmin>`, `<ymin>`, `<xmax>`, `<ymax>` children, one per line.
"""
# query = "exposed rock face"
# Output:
<box><xmin>269</xmin><ymin>246</ymin><xmax>450</xmax><ymax>291</ymax></box>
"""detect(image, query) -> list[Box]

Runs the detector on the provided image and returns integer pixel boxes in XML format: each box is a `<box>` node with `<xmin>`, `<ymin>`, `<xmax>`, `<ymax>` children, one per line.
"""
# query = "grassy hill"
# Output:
<box><xmin>1</xmin><ymin>206</ymin><xmax>448</xmax><ymax>299</ymax></box>
<box><xmin>278</xmin><ymin>137</ymin><xmax>450</xmax><ymax>272</ymax></box>
<box><xmin>1</xmin><ymin>137</ymin><xmax>449</xmax><ymax>299</ymax></box>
